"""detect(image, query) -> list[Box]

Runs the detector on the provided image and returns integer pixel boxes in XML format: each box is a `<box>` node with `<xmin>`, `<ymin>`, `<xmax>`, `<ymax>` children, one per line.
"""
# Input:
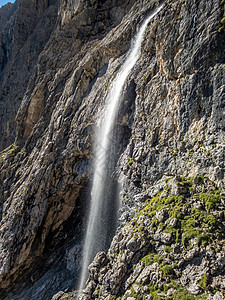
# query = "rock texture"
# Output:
<box><xmin>0</xmin><ymin>0</ymin><xmax>224</xmax><ymax>299</ymax></box>
<box><xmin>78</xmin><ymin>176</ymin><xmax>225</xmax><ymax>299</ymax></box>
<box><xmin>0</xmin><ymin>0</ymin><xmax>59</xmax><ymax>150</ymax></box>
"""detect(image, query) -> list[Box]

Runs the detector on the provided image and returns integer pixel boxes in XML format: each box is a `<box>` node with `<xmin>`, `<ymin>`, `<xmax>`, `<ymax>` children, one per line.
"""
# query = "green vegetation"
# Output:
<box><xmin>126</xmin><ymin>157</ymin><xmax>134</xmax><ymax>167</ymax></box>
<box><xmin>139</xmin><ymin>176</ymin><xmax>224</xmax><ymax>248</ymax></box>
<box><xmin>160</xmin><ymin>264</ymin><xmax>175</xmax><ymax>277</ymax></box>
<box><xmin>96</xmin><ymin>286</ymin><xmax>102</xmax><ymax>299</ymax></box>
<box><xmin>220</xmin><ymin>17</ymin><xmax>225</xmax><ymax>24</ymax></box>
<box><xmin>76</xmin><ymin>79</ymin><xmax>81</xmax><ymax>88</ymax></box>
<box><xmin>219</xmin><ymin>0</ymin><xmax>225</xmax><ymax>32</ymax></box>
<box><xmin>0</xmin><ymin>143</ymin><xmax>19</xmax><ymax>161</ymax></box>
<box><xmin>199</xmin><ymin>192</ymin><xmax>222</xmax><ymax>211</ymax></box>
<box><xmin>104</xmin><ymin>73</ymin><xmax>115</xmax><ymax>90</ymax></box>
<box><xmin>126</xmin><ymin>279</ymin><xmax>208</xmax><ymax>299</ymax></box>
<box><xmin>142</xmin><ymin>253</ymin><xmax>163</xmax><ymax>267</ymax></box>
<box><xmin>164</xmin><ymin>245</ymin><xmax>171</xmax><ymax>253</ymax></box>
<box><xmin>117</xmin><ymin>176</ymin><xmax>224</xmax><ymax>299</ymax></box>
<box><xmin>198</xmin><ymin>274</ymin><xmax>209</xmax><ymax>290</ymax></box>
<box><xmin>105</xmin><ymin>81</ymin><xmax>110</xmax><ymax>90</ymax></box>
<box><xmin>151</xmin><ymin>217</ymin><xmax>159</xmax><ymax>232</ymax></box>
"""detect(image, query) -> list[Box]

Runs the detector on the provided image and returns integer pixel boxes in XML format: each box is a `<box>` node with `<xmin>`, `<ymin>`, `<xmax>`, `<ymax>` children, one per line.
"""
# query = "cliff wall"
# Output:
<box><xmin>0</xmin><ymin>0</ymin><xmax>224</xmax><ymax>299</ymax></box>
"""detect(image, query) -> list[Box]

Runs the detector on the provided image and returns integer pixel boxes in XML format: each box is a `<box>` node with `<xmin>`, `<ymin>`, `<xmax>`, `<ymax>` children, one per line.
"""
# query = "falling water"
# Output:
<box><xmin>78</xmin><ymin>3</ymin><xmax>165</xmax><ymax>295</ymax></box>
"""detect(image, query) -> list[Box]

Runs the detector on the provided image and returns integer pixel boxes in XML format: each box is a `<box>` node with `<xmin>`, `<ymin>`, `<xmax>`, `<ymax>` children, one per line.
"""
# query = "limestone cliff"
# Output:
<box><xmin>0</xmin><ymin>0</ymin><xmax>224</xmax><ymax>299</ymax></box>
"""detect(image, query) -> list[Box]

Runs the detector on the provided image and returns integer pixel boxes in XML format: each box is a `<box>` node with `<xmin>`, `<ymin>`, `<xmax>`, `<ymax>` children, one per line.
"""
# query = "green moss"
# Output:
<box><xmin>0</xmin><ymin>143</ymin><xmax>19</xmax><ymax>160</ymax></box>
<box><xmin>221</xmin><ymin>17</ymin><xmax>225</xmax><ymax>24</ymax></box>
<box><xmin>160</xmin><ymin>265</ymin><xmax>175</xmax><ymax>277</ymax></box>
<box><xmin>165</xmin><ymin>184</ymin><xmax>171</xmax><ymax>193</ymax></box>
<box><xmin>165</xmin><ymin>178</ymin><xmax>172</xmax><ymax>183</ymax></box>
<box><xmin>219</xmin><ymin>0</ymin><xmax>225</xmax><ymax>32</ymax></box>
<box><xmin>198</xmin><ymin>141</ymin><xmax>204</xmax><ymax>147</ymax></box>
<box><xmin>206</xmin><ymin>150</ymin><xmax>210</xmax><ymax>157</ymax></box>
<box><xmin>181</xmin><ymin>177</ymin><xmax>194</xmax><ymax>186</ymax></box>
<box><xmin>164</xmin><ymin>246</ymin><xmax>171</xmax><ymax>253</ymax></box>
<box><xmin>199</xmin><ymin>192</ymin><xmax>222</xmax><ymax>211</ymax></box>
<box><xmin>199</xmin><ymin>273</ymin><xmax>209</xmax><ymax>290</ymax></box>
<box><xmin>96</xmin><ymin>286</ymin><xmax>102</xmax><ymax>299</ymax></box>
<box><xmin>204</xmin><ymin>214</ymin><xmax>217</xmax><ymax>228</ymax></box>
<box><xmin>142</xmin><ymin>253</ymin><xmax>163</xmax><ymax>267</ymax></box>
<box><xmin>197</xmin><ymin>234</ymin><xmax>209</xmax><ymax>246</ymax></box>
<box><xmin>76</xmin><ymin>79</ymin><xmax>81</xmax><ymax>87</ymax></box>
<box><xmin>151</xmin><ymin>217</ymin><xmax>159</xmax><ymax>232</ymax></box>
<box><xmin>138</xmin><ymin>226</ymin><xmax>144</xmax><ymax>232</ymax></box>
<box><xmin>126</xmin><ymin>158</ymin><xmax>134</xmax><ymax>167</ymax></box>
<box><xmin>170</xmin><ymin>205</ymin><xmax>182</xmax><ymax>220</ymax></box>
<box><xmin>172</xmin><ymin>151</ymin><xmax>177</xmax><ymax>157</ymax></box>
<box><xmin>135</xmin><ymin>176</ymin><xmax>224</xmax><ymax>252</ymax></box>
<box><xmin>193</xmin><ymin>139</ymin><xmax>198</xmax><ymax>145</ymax></box>
<box><xmin>146</xmin><ymin>282</ymin><xmax>161</xmax><ymax>298</ymax></box>
<box><xmin>174</xmin><ymin>291</ymin><xmax>197</xmax><ymax>299</ymax></box>
<box><xmin>167</xmin><ymin>280</ymin><xmax>208</xmax><ymax>299</ymax></box>
<box><xmin>143</xmin><ymin>69</ymin><xmax>151</xmax><ymax>82</ymax></box>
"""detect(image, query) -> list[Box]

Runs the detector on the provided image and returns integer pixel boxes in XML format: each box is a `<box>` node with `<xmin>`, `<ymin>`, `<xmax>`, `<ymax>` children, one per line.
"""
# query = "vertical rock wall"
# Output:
<box><xmin>0</xmin><ymin>0</ymin><xmax>224</xmax><ymax>299</ymax></box>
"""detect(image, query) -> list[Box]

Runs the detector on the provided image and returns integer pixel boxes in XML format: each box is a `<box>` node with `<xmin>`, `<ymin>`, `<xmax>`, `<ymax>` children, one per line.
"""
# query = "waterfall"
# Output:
<box><xmin>78</xmin><ymin>3</ymin><xmax>164</xmax><ymax>296</ymax></box>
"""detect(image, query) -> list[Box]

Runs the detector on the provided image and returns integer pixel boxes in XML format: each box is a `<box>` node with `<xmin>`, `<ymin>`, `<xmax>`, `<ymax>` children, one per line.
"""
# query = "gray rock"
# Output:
<box><xmin>187</xmin><ymin>283</ymin><xmax>201</xmax><ymax>295</ymax></box>
<box><xmin>168</xmin><ymin>217</ymin><xmax>177</xmax><ymax>228</ymax></box>
<box><xmin>145</xmin><ymin>295</ymin><xmax>152</xmax><ymax>300</ymax></box>
<box><xmin>213</xmin><ymin>291</ymin><xmax>225</xmax><ymax>300</ymax></box>
<box><xmin>0</xmin><ymin>0</ymin><xmax>224</xmax><ymax>299</ymax></box>
<box><xmin>132</xmin><ymin>284</ymin><xmax>141</xmax><ymax>295</ymax></box>
<box><xmin>155</xmin><ymin>209</ymin><xmax>169</xmax><ymax>222</ymax></box>
<box><xmin>154</xmin><ymin>231</ymin><xmax>172</xmax><ymax>244</ymax></box>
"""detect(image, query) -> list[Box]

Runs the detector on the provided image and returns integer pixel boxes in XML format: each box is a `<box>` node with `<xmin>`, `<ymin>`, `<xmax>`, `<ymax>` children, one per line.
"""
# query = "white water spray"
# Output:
<box><xmin>78</xmin><ymin>3</ymin><xmax>164</xmax><ymax>296</ymax></box>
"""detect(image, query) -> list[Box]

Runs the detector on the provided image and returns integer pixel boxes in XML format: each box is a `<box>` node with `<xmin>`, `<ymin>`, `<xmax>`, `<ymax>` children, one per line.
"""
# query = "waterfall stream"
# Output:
<box><xmin>78</xmin><ymin>3</ymin><xmax>164</xmax><ymax>295</ymax></box>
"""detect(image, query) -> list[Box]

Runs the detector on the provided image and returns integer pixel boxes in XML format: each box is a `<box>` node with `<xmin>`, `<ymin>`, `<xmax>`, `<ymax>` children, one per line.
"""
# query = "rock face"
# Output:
<box><xmin>78</xmin><ymin>177</ymin><xmax>225</xmax><ymax>299</ymax></box>
<box><xmin>0</xmin><ymin>0</ymin><xmax>59</xmax><ymax>150</ymax></box>
<box><xmin>0</xmin><ymin>0</ymin><xmax>224</xmax><ymax>299</ymax></box>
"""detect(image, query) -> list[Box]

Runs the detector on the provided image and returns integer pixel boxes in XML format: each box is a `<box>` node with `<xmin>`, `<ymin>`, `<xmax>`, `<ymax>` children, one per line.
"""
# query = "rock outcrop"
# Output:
<box><xmin>78</xmin><ymin>176</ymin><xmax>225</xmax><ymax>299</ymax></box>
<box><xmin>0</xmin><ymin>0</ymin><xmax>224</xmax><ymax>299</ymax></box>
